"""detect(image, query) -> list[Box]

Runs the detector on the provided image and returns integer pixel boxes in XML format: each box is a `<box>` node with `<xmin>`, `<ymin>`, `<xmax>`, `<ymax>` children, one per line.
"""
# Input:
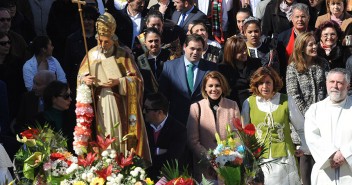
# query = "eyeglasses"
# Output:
<box><xmin>0</xmin><ymin>41</ymin><xmax>11</xmax><ymax>46</ymax></box>
<box><xmin>0</xmin><ymin>18</ymin><xmax>11</xmax><ymax>22</ymax></box>
<box><xmin>143</xmin><ymin>107</ymin><xmax>160</xmax><ymax>113</ymax></box>
<box><xmin>58</xmin><ymin>93</ymin><xmax>71</xmax><ymax>100</ymax></box>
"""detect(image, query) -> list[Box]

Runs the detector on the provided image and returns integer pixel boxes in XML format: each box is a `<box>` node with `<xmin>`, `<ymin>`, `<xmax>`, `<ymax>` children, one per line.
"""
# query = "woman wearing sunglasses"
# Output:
<box><xmin>32</xmin><ymin>81</ymin><xmax>75</xmax><ymax>149</ymax></box>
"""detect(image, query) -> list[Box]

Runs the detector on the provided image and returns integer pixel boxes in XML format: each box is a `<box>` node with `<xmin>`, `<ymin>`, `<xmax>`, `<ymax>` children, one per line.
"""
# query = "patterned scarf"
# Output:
<box><xmin>211</xmin><ymin>0</ymin><xmax>225</xmax><ymax>44</ymax></box>
<box><xmin>279</xmin><ymin>0</ymin><xmax>296</xmax><ymax>21</ymax></box>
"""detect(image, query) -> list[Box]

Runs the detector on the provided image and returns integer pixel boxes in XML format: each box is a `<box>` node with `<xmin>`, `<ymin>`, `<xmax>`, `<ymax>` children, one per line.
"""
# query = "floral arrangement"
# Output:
<box><xmin>61</xmin><ymin>135</ymin><xmax>149</xmax><ymax>185</ymax></box>
<box><xmin>14</xmin><ymin>125</ymin><xmax>71</xmax><ymax>184</ymax></box>
<box><xmin>74</xmin><ymin>83</ymin><xmax>94</xmax><ymax>155</ymax></box>
<box><xmin>207</xmin><ymin>118</ymin><xmax>266</xmax><ymax>185</ymax></box>
<box><xmin>232</xmin><ymin>118</ymin><xmax>265</xmax><ymax>184</ymax></box>
<box><xmin>208</xmin><ymin>124</ymin><xmax>243</xmax><ymax>185</ymax></box>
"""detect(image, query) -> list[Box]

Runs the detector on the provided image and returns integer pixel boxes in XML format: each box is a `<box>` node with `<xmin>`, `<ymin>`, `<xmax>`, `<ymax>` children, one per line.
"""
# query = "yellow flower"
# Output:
<box><xmin>145</xmin><ymin>178</ymin><xmax>154</xmax><ymax>185</ymax></box>
<box><xmin>222</xmin><ymin>149</ymin><xmax>231</xmax><ymax>155</ymax></box>
<box><xmin>73</xmin><ymin>181</ymin><xmax>87</xmax><ymax>185</ymax></box>
<box><xmin>90</xmin><ymin>177</ymin><xmax>105</xmax><ymax>185</ymax></box>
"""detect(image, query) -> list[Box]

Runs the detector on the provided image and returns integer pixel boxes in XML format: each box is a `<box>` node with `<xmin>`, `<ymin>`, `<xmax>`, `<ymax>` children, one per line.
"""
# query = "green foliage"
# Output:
<box><xmin>160</xmin><ymin>160</ymin><xmax>189</xmax><ymax>181</ymax></box>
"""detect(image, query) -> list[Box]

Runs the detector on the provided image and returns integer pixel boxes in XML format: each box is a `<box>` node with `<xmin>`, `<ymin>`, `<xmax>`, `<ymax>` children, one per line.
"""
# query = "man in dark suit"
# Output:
<box><xmin>144</xmin><ymin>92</ymin><xmax>187</xmax><ymax>181</ymax></box>
<box><xmin>171</xmin><ymin>0</ymin><xmax>208</xmax><ymax>34</ymax></box>
<box><xmin>158</xmin><ymin>34</ymin><xmax>217</xmax><ymax>125</ymax></box>
<box><xmin>108</xmin><ymin>0</ymin><xmax>148</xmax><ymax>55</ymax></box>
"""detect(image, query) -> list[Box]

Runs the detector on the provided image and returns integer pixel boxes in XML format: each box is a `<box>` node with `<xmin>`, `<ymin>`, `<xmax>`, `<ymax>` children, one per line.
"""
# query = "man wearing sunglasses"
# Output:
<box><xmin>143</xmin><ymin>92</ymin><xmax>187</xmax><ymax>181</ymax></box>
<box><xmin>0</xmin><ymin>7</ymin><xmax>28</xmax><ymax>61</ymax></box>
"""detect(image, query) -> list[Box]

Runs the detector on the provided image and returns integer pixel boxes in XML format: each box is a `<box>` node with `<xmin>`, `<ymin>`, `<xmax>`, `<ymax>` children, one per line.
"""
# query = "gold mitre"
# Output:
<box><xmin>96</xmin><ymin>12</ymin><xmax>116</xmax><ymax>37</ymax></box>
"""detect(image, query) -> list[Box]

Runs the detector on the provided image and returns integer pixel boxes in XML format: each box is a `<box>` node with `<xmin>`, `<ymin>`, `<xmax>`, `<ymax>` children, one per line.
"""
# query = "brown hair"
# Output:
<box><xmin>288</xmin><ymin>32</ymin><xmax>323</xmax><ymax>73</ymax></box>
<box><xmin>223</xmin><ymin>35</ymin><xmax>247</xmax><ymax>68</ymax></box>
<box><xmin>250</xmin><ymin>66</ymin><xmax>283</xmax><ymax>96</ymax></box>
<box><xmin>326</xmin><ymin>0</ymin><xmax>347</xmax><ymax>14</ymax></box>
<box><xmin>201</xmin><ymin>71</ymin><xmax>230</xmax><ymax>98</ymax></box>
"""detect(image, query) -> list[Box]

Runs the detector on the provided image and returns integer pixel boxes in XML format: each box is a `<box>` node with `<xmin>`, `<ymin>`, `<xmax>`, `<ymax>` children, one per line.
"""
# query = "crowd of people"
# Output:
<box><xmin>1</xmin><ymin>0</ymin><xmax>352</xmax><ymax>184</ymax></box>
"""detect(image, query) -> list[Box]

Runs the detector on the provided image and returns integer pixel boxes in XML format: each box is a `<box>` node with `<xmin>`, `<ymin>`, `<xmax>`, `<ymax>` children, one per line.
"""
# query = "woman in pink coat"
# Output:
<box><xmin>187</xmin><ymin>71</ymin><xmax>241</xmax><ymax>183</ymax></box>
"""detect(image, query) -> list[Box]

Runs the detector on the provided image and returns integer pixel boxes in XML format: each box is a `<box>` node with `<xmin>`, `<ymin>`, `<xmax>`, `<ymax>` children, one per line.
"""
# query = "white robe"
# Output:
<box><xmin>305</xmin><ymin>96</ymin><xmax>352</xmax><ymax>185</ymax></box>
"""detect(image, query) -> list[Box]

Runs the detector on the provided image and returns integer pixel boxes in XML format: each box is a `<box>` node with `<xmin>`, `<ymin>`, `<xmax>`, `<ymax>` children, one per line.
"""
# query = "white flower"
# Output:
<box><xmin>66</xmin><ymin>163</ymin><xmax>78</xmax><ymax>174</ymax></box>
<box><xmin>107</xmin><ymin>176</ymin><xmax>113</xmax><ymax>182</ymax></box>
<box><xmin>110</xmin><ymin>149</ymin><xmax>116</xmax><ymax>154</ymax></box>
<box><xmin>135</xmin><ymin>167</ymin><xmax>142</xmax><ymax>172</ymax></box>
<box><xmin>140</xmin><ymin>174</ymin><xmax>145</xmax><ymax>180</ymax></box>
<box><xmin>130</xmin><ymin>170</ymin><xmax>138</xmax><ymax>177</ymax></box>
<box><xmin>87</xmin><ymin>172</ymin><xmax>94</xmax><ymax>179</ymax></box>
<box><xmin>117</xmin><ymin>174</ymin><xmax>123</xmax><ymax>179</ymax></box>
<box><xmin>106</xmin><ymin>182</ymin><xmax>113</xmax><ymax>185</ymax></box>
<box><xmin>106</xmin><ymin>158</ymin><xmax>112</xmax><ymax>163</ymax></box>
<box><xmin>81</xmin><ymin>173</ymin><xmax>87</xmax><ymax>180</ymax></box>
<box><xmin>109</xmin><ymin>153</ymin><xmax>117</xmax><ymax>159</ymax></box>
<box><xmin>102</xmin><ymin>151</ymin><xmax>109</xmax><ymax>157</ymax></box>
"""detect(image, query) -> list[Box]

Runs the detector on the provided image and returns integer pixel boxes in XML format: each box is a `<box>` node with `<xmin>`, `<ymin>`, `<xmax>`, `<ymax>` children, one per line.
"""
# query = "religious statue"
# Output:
<box><xmin>77</xmin><ymin>12</ymin><xmax>151</xmax><ymax>162</ymax></box>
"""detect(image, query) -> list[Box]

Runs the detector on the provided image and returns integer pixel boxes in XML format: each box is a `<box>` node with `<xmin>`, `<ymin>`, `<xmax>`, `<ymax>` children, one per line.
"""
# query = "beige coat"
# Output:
<box><xmin>315</xmin><ymin>13</ymin><xmax>352</xmax><ymax>32</ymax></box>
<box><xmin>187</xmin><ymin>98</ymin><xmax>240</xmax><ymax>182</ymax></box>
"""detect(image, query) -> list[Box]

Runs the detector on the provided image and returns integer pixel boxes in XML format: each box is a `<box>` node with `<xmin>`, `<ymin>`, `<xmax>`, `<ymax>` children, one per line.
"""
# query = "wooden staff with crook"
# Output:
<box><xmin>72</xmin><ymin>0</ymin><xmax>99</xmax><ymax>132</ymax></box>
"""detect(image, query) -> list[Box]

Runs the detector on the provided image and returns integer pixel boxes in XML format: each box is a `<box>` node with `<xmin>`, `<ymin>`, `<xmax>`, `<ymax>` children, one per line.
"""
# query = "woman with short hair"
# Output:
<box><xmin>187</xmin><ymin>71</ymin><xmax>240</xmax><ymax>183</ymax></box>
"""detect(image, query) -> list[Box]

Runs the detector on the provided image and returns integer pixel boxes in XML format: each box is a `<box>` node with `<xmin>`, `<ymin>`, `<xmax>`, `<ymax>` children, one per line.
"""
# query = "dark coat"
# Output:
<box><xmin>317</xmin><ymin>44</ymin><xmax>345</xmax><ymax>69</ymax></box>
<box><xmin>171</xmin><ymin>6</ymin><xmax>208</xmax><ymax>34</ymax></box>
<box><xmin>158</xmin><ymin>57</ymin><xmax>218</xmax><ymax>124</ymax></box>
<box><xmin>218</xmin><ymin>58</ymin><xmax>262</xmax><ymax>110</ymax></box>
<box><xmin>261</xmin><ymin>0</ymin><xmax>292</xmax><ymax>36</ymax></box>
<box><xmin>15</xmin><ymin>91</ymin><xmax>40</xmax><ymax>134</ymax></box>
<box><xmin>146</xmin><ymin>115</ymin><xmax>187</xmax><ymax>181</ymax></box>
<box><xmin>109</xmin><ymin>6</ymin><xmax>148</xmax><ymax>50</ymax></box>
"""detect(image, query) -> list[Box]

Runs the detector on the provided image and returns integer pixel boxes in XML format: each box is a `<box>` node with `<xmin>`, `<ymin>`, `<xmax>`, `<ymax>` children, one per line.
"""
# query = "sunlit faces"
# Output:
<box><xmin>329</xmin><ymin>0</ymin><xmax>344</xmax><ymax>17</ymax></box>
<box><xmin>244</xmin><ymin>23</ymin><xmax>261</xmax><ymax>47</ymax></box>
<box><xmin>52</xmin><ymin>90</ymin><xmax>72</xmax><ymax>111</ymax></box>
<box><xmin>183</xmin><ymin>40</ymin><xmax>203</xmax><ymax>62</ymax></box>
<box><xmin>173</xmin><ymin>0</ymin><xmax>185</xmax><ymax>11</ymax></box>
<box><xmin>291</xmin><ymin>9</ymin><xmax>309</xmax><ymax>32</ymax></box>
<box><xmin>145</xmin><ymin>32</ymin><xmax>161</xmax><ymax>55</ymax></box>
<box><xmin>321</xmin><ymin>27</ymin><xmax>338</xmax><ymax>47</ymax></box>
<box><xmin>146</xmin><ymin>17</ymin><xmax>164</xmax><ymax>34</ymax></box>
<box><xmin>205</xmin><ymin>77</ymin><xmax>223</xmax><ymax>100</ymax></box>
<box><xmin>258</xmin><ymin>75</ymin><xmax>274</xmax><ymax>100</ymax></box>
<box><xmin>327</xmin><ymin>72</ymin><xmax>349</xmax><ymax>103</ymax></box>
<box><xmin>98</xmin><ymin>35</ymin><xmax>114</xmax><ymax>53</ymax></box>
<box><xmin>304</xmin><ymin>36</ymin><xmax>318</xmax><ymax>58</ymax></box>
<box><xmin>236</xmin><ymin>12</ymin><xmax>250</xmax><ymax>33</ymax></box>
<box><xmin>235</xmin><ymin>46</ymin><xmax>248</xmax><ymax>62</ymax></box>
<box><xmin>0</xmin><ymin>35</ymin><xmax>10</xmax><ymax>55</ymax></box>
<box><xmin>0</xmin><ymin>10</ymin><xmax>11</xmax><ymax>33</ymax></box>
<box><xmin>191</xmin><ymin>24</ymin><xmax>208</xmax><ymax>42</ymax></box>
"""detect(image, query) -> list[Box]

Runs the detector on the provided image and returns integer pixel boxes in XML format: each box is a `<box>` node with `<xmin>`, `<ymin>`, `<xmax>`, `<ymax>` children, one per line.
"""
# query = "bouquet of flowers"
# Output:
<box><xmin>207</xmin><ymin>118</ymin><xmax>266</xmax><ymax>185</ymax></box>
<box><xmin>62</xmin><ymin>135</ymin><xmax>149</xmax><ymax>185</ymax></box>
<box><xmin>14</xmin><ymin>125</ymin><xmax>72</xmax><ymax>184</ymax></box>
<box><xmin>208</xmin><ymin>124</ymin><xmax>244</xmax><ymax>185</ymax></box>
<box><xmin>232</xmin><ymin>118</ymin><xmax>266</xmax><ymax>184</ymax></box>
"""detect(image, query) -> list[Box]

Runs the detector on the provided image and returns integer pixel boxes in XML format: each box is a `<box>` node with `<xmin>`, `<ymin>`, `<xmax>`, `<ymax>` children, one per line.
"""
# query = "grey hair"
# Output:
<box><xmin>35</xmin><ymin>70</ymin><xmax>57</xmax><ymax>85</ymax></box>
<box><xmin>292</xmin><ymin>3</ymin><xmax>310</xmax><ymax>17</ymax></box>
<box><xmin>327</xmin><ymin>68</ymin><xmax>351</xmax><ymax>84</ymax></box>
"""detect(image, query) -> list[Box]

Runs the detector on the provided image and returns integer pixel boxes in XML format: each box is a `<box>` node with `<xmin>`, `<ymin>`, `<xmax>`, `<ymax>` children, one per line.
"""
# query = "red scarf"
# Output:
<box><xmin>285</xmin><ymin>28</ymin><xmax>295</xmax><ymax>62</ymax></box>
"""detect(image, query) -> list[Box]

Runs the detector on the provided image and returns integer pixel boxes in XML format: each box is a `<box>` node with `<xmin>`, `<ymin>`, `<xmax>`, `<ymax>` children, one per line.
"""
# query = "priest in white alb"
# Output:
<box><xmin>305</xmin><ymin>68</ymin><xmax>352</xmax><ymax>185</ymax></box>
